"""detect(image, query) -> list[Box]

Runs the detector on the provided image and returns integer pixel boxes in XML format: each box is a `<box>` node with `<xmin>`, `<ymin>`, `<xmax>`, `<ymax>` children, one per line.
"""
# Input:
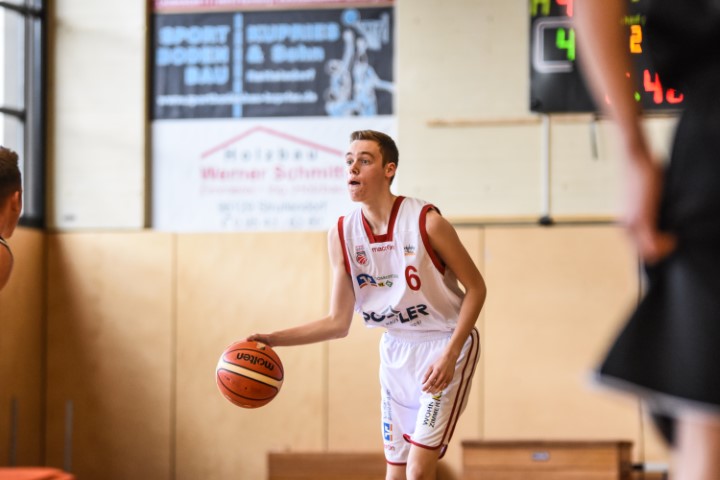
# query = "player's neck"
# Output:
<box><xmin>361</xmin><ymin>192</ymin><xmax>397</xmax><ymax>235</ymax></box>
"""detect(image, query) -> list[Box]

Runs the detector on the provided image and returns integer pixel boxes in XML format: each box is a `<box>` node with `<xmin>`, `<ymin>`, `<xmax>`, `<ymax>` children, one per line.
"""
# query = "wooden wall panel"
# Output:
<box><xmin>45</xmin><ymin>233</ymin><xmax>173</xmax><ymax>479</ymax></box>
<box><xmin>8</xmin><ymin>225</ymin><xmax>673</xmax><ymax>479</ymax></box>
<box><xmin>175</xmin><ymin>232</ymin><xmax>328</xmax><ymax>480</ymax></box>
<box><xmin>0</xmin><ymin>227</ymin><xmax>45</xmax><ymax>466</ymax></box>
<box><xmin>482</xmin><ymin>226</ymin><xmax>668</xmax><ymax>462</ymax></box>
<box><xmin>327</xmin><ymin>316</ymin><xmax>384</xmax><ymax>451</ymax></box>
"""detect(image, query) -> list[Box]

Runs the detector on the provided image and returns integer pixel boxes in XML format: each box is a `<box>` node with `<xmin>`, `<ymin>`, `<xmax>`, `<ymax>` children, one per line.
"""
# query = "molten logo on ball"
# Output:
<box><xmin>216</xmin><ymin>341</ymin><xmax>284</xmax><ymax>408</ymax></box>
<box><xmin>236</xmin><ymin>352</ymin><xmax>277</xmax><ymax>371</ymax></box>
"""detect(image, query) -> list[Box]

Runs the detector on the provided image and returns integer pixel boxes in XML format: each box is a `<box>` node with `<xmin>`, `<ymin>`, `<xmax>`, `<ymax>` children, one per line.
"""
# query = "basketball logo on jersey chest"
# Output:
<box><xmin>355</xmin><ymin>245</ymin><xmax>369</xmax><ymax>265</ymax></box>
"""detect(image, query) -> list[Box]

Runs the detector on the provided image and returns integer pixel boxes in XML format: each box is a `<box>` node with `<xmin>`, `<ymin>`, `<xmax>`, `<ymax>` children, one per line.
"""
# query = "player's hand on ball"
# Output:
<box><xmin>245</xmin><ymin>333</ymin><xmax>273</xmax><ymax>346</ymax></box>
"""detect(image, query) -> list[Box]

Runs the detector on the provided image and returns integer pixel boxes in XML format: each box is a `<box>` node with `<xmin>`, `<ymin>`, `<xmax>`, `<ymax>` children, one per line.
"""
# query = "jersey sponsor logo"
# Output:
<box><xmin>422</xmin><ymin>396</ymin><xmax>442</xmax><ymax>429</ymax></box>
<box><xmin>382</xmin><ymin>389</ymin><xmax>393</xmax><ymax>421</ymax></box>
<box><xmin>357</xmin><ymin>273</ymin><xmax>377</xmax><ymax>288</ymax></box>
<box><xmin>371</xmin><ymin>244</ymin><xmax>394</xmax><ymax>253</ymax></box>
<box><xmin>357</xmin><ymin>273</ymin><xmax>397</xmax><ymax>288</ymax></box>
<box><xmin>355</xmin><ymin>245</ymin><xmax>368</xmax><ymax>265</ymax></box>
<box><xmin>404</xmin><ymin>244</ymin><xmax>416</xmax><ymax>256</ymax></box>
<box><xmin>362</xmin><ymin>304</ymin><xmax>429</xmax><ymax>325</ymax></box>
<box><xmin>376</xmin><ymin>273</ymin><xmax>397</xmax><ymax>287</ymax></box>
<box><xmin>383</xmin><ymin>422</ymin><xmax>393</xmax><ymax>441</ymax></box>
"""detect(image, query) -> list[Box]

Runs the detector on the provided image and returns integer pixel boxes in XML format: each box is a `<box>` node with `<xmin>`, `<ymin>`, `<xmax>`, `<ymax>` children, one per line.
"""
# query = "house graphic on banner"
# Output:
<box><xmin>194</xmin><ymin>124</ymin><xmax>350</xmax><ymax>231</ymax></box>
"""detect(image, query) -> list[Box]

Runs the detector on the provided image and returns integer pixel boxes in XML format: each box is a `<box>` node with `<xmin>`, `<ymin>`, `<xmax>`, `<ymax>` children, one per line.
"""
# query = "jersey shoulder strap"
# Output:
<box><xmin>0</xmin><ymin>236</ymin><xmax>12</xmax><ymax>260</ymax></box>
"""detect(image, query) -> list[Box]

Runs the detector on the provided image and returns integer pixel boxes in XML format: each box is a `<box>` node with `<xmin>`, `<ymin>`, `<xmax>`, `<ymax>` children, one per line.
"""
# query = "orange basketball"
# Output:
<box><xmin>215</xmin><ymin>340</ymin><xmax>284</xmax><ymax>408</ymax></box>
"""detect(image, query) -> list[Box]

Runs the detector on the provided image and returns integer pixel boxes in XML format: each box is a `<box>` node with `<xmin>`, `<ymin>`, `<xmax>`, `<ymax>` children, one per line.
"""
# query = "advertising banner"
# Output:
<box><xmin>151</xmin><ymin>2</ymin><xmax>396</xmax><ymax>231</ymax></box>
<box><xmin>152</xmin><ymin>117</ymin><xmax>395</xmax><ymax>231</ymax></box>
<box><xmin>153</xmin><ymin>7</ymin><xmax>394</xmax><ymax>119</ymax></box>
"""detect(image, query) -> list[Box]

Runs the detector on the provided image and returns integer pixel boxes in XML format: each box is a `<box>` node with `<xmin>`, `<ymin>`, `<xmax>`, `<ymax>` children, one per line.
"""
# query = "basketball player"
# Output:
<box><xmin>247</xmin><ymin>130</ymin><xmax>486</xmax><ymax>480</ymax></box>
<box><xmin>0</xmin><ymin>146</ymin><xmax>22</xmax><ymax>291</ymax></box>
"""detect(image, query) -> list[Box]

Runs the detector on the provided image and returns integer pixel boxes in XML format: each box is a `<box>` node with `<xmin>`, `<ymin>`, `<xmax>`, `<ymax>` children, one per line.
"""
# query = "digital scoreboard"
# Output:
<box><xmin>529</xmin><ymin>0</ymin><xmax>684</xmax><ymax>113</ymax></box>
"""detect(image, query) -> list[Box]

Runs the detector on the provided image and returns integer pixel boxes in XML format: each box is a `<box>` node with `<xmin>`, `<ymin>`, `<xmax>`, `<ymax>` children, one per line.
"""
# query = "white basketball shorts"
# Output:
<box><xmin>379</xmin><ymin>328</ymin><xmax>480</xmax><ymax>465</ymax></box>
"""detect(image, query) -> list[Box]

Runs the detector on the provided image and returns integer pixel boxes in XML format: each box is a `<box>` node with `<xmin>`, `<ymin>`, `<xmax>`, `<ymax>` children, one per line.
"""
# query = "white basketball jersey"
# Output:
<box><xmin>338</xmin><ymin>196</ymin><xmax>464</xmax><ymax>332</ymax></box>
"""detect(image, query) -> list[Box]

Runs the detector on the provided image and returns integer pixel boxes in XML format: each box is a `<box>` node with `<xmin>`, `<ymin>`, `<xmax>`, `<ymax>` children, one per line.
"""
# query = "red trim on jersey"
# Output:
<box><xmin>386</xmin><ymin>460</ymin><xmax>407</xmax><ymax>466</ymax></box>
<box><xmin>441</xmin><ymin>328</ymin><xmax>481</xmax><ymax>447</ymax></box>
<box><xmin>361</xmin><ymin>196</ymin><xmax>405</xmax><ymax>244</ymax></box>
<box><xmin>337</xmin><ymin>216</ymin><xmax>351</xmax><ymax>275</ymax></box>
<box><xmin>419</xmin><ymin>204</ymin><xmax>445</xmax><ymax>274</ymax></box>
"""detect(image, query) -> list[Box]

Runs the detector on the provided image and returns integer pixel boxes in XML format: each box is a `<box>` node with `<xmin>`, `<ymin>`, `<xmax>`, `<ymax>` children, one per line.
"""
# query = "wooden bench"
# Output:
<box><xmin>268</xmin><ymin>452</ymin><xmax>387</xmax><ymax>480</ymax></box>
<box><xmin>462</xmin><ymin>440</ymin><xmax>633</xmax><ymax>480</ymax></box>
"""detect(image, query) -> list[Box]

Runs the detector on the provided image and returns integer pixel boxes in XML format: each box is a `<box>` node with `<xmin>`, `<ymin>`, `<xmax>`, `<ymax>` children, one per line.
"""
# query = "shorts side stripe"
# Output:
<box><xmin>441</xmin><ymin>328</ymin><xmax>480</xmax><ymax>446</ymax></box>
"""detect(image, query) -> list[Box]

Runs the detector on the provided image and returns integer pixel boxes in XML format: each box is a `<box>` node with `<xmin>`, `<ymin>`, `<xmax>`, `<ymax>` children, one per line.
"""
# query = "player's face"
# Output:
<box><xmin>345</xmin><ymin>140</ymin><xmax>394</xmax><ymax>202</ymax></box>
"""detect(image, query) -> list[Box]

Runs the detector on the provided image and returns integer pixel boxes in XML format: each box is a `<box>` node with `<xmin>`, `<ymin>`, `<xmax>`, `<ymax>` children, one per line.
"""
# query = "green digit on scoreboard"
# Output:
<box><xmin>555</xmin><ymin>27</ymin><xmax>575</xmax><ymax>61</ymax></box>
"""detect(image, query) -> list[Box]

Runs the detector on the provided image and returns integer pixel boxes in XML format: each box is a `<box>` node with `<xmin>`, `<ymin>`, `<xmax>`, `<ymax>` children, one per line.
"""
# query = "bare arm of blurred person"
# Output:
<box><xmin>574</xmin><ymin>1</ymin><xmax>676</xmax><ymax>263</ymax></box>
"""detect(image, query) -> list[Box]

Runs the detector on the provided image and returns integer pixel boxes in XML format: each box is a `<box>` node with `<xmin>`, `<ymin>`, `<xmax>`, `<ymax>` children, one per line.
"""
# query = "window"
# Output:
<box><xmin>0</xmin><ymin>0</ymin><xmax>46</xmax><ymax>228</ymax></box>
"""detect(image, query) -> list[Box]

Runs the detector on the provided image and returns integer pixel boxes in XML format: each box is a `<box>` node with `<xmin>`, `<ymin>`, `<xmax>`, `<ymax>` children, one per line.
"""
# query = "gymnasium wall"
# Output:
<box><xmin>48</xmin><ymin>0</ymin><xmax>146</xmax><ymax>230</ymax></box>
<box><xmin>394</xmin><ymin>0</ymin><xmax>677</xmax><ymax>220</ymax></box>
<box><xmin>46</xmin><ymin>0</ymin><xmax>679</xmax><ymax>229</ymax></box>
<box><xmin>0</xmin><ymin>0</ymin><xmax>679</xmax><ymax>479</ymax></box>
<box><xmin>1</xmin><ymin>226</ymin><xmax>667</xmax><ymax>480</ymax></box>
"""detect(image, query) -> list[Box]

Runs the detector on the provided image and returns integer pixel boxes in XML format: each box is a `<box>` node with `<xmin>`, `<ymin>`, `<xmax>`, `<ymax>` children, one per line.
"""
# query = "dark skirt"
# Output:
<box><xmin>596</xmin><ymin>79</ymin><xmax>720</xmax><ymax>415</ymax></box>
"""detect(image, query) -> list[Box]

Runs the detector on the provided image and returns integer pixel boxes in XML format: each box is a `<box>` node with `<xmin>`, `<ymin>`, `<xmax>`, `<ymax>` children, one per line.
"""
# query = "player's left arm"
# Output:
<box><xmin>421</xmin><ymin>209</ymin><xmax>486</xmax><ymax>394</ymax></box>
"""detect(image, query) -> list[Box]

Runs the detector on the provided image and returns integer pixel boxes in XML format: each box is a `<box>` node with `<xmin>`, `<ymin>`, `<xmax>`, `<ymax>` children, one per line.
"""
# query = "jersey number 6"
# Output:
<box><xmin>405</xmin><ymin>266</ymin><xmax>422</xmax><ymax>291</ymax></box>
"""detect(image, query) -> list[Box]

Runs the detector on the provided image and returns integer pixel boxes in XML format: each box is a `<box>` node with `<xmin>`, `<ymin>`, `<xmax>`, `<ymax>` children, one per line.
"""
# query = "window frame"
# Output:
<box><xmin>0</xmin><ymin>0</ymin><xmax>46</xmax><ymax>229</ymax></box>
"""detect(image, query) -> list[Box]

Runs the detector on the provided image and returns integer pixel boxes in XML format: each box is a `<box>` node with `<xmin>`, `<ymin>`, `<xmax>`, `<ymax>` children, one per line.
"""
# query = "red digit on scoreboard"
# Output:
<box><xmin>643</xmin><ymin>69</ymin><xmax>664</xmax><ymax>104</ymax></box>
<box><xmin>666</xmin><ymin>89</ymin><xmax>684</xmax><ymax>104</ymax></box>
<box><xmin>644</xmin><ymin>70</ymin><xmax>685</xmax><ymax>106</ymax></box>
<box><xmin>556</xmin><ymin>0</ymin><xmax>574</xmax><ymax>17</ymax></box>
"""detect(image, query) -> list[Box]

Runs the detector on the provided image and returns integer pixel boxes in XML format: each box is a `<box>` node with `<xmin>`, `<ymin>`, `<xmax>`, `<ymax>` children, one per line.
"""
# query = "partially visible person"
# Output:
<box><xmin>0</xmin><ymin>146</ymin><xmax>22</xmax><ymax>291</ymax></box>
<box><xmin>575</xmin><ymin>2</ymin><xmax>720</xmax><ymax>479</ymax></box>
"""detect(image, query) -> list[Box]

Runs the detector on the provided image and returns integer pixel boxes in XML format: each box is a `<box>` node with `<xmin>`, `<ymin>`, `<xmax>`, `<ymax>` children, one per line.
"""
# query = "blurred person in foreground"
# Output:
<box><xmin>575</xmin><ymin>2</ymin><xmax>720</xmax><ymax>479</ymax></box>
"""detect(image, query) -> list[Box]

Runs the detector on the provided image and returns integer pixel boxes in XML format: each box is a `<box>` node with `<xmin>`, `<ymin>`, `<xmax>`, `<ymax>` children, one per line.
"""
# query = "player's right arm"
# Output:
<box><xmin>246</xmin><ymin>226</ymin><xmax>355</xmax><ymax>347</ymax></box>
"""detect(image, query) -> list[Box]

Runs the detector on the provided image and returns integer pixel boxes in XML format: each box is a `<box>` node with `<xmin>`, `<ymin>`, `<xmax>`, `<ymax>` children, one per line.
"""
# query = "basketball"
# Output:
<box><xmin>215</xmin><ymin>340</ymin><xmax>284</xmax><ymax>408</ymax></box>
